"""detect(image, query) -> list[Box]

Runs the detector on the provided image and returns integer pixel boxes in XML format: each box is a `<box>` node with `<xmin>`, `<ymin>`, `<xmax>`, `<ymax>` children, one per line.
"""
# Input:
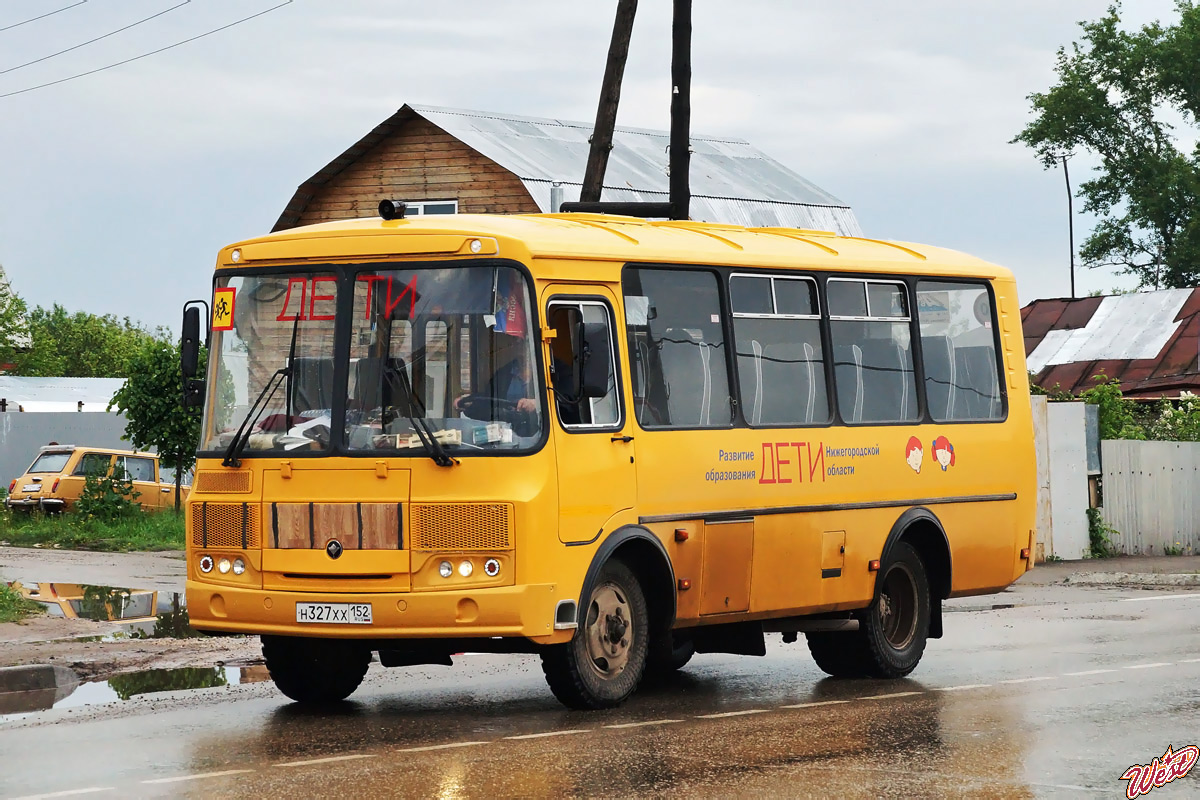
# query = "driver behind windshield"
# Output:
<box><xmin>456</xmin><ymin>327</ymin><xmax>539</xmax><ymax>429</ymax></box>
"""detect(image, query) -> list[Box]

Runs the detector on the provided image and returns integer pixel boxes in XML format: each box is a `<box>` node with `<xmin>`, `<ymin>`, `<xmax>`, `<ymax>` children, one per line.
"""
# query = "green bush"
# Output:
<box><xmin>1086</xmin><ymin>507</ymin><xmax>1120</xmax><ymax>558</ymax></box>
<box><xmin>1079</xmin><ymin>374</ymin><xmax>1146</xmax><ymax>440</ymax></box>
<box><xmin>74</xmin><ymin>470</ymin><xmax>141</xmax><ymax>522</ymax></box>
<box><xmin>1147</xmin><ymin>391</ymin><xmax>1200</xmax><ymax>442</ymax></box>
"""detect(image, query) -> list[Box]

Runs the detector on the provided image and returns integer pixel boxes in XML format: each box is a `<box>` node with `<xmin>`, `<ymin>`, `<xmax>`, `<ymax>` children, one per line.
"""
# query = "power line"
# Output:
<box><xmin>0</xmin><ymin>1</ymin><xmax>88</xmax><ymax>34</ymax></box>
<box><xmin>0</xmin><ymin>1</ymin><xmax>294</xmax><ymax>99</ymax></box>
<box><xmin>3</xmin><ymin>1</ymin><xmax>192</xmax><ymax>75</ymax></box>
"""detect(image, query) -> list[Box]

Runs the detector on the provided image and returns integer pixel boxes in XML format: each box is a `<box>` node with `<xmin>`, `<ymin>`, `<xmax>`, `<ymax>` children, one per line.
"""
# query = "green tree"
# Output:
<box><xmin>1013</xmin><ymin>1</ymin><xmax>1200</xmax><ymax>289</ymax></box>
<box><xmin>13</xmin><ymin>304</ymin><xmax>163</xmax><ymax>378</ymax></box>
<box><xmin>0</xmin><ymin>264</ymin><xmax>28</xmax><ymax>370</ymax></box>
<box><xmin>108</xmin><ymin>339</ymin><xmax>203</xmax><ymax>511</ymax></box>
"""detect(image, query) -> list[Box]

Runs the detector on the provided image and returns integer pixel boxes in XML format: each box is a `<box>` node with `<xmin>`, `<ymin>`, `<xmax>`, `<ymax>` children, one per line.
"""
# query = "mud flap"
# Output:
<box><xmin>929</xmin><ymin>596</ymin><xmax>943</xmax><ymax>639</ymax></box>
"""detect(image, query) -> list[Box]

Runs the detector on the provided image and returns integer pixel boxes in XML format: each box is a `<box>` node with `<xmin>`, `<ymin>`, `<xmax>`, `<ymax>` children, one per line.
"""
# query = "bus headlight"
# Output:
<box><xmin>232</xmin><ymin>558</ymin><xmax>246</xmax><ymax>576</ymax></box>
<box><xmin>218</xmin><ymin>558</ymin><xmax>232</xmax><ymax>574</ymax></box>
<box><xmin>458</xmin><ymin>560</ymin><xmax>473</xmax><ymax>577</ymax></box>
<box><xmin>199</xmin><ymin>555</ymin><xmax>214</xmax><ymax>573</ymax></box>
<box><xmin>484</xmin><ymin>558</ymin><xmax>500</xmax><ymax>577</ymax></box>
<box><xmin>438</xmin><ymin>560</ymin><xmax>453</xmax><ymax>578</ymax></box>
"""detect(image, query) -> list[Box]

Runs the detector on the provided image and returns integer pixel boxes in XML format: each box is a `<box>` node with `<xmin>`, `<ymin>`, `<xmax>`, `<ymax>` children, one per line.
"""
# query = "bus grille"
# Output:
<box><xmin>192</xmin><ymin>471</ymin><xmax>251</xmax><ymax>493</ymax></box>
<box><xmin>191</xmin><ymin>502</ymin><xmax>262</xmax><ymax>548</ymax></box>
<box><xmin>409</xmin><ymin>503</ymin><xmax>512</xmax><ymax>550</ymax></box>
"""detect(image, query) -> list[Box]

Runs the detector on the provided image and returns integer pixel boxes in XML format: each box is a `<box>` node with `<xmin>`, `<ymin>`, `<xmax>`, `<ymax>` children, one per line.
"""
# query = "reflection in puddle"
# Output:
<box><xmin>0</xmin><ymin>664</ymin><xmax>271</xmax><ymax>722</ymax></box>
<box><xmin>9</xmin><ymin>582</ymin><xmax>201</xmax><ymax>638</ymax></box>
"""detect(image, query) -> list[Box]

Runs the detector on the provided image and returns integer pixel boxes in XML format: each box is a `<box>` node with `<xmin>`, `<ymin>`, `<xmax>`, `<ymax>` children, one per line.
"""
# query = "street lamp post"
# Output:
<box><xmin>1061</xmin><ymin>154</ymin><xmax>1075</xmax><ymax>299</ymax></box>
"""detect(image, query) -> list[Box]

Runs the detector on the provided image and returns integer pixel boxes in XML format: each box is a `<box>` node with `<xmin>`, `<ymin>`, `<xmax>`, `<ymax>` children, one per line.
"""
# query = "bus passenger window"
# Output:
<box><xmin>916</xmin><ymin>282</ymin><xmax>1003</xmax><ymax>421</ymax></box>
<box><xmin>623</xmin><ymin>268</ymin><xmax>733</xmax><ymax>429</ymax></box>
<box><xmin>547</xmin><ymin>301</ymin><xmax>621</xmax><ymax>429</ymax></box>
<box><xmin>828</xmin><ymin>278</ymin><xmax>918</xmax><ymax>424</ymax></box>
<box><xmin>730</xmin><ymin>274</ymin><xmax>829</xmax><ymax>426</ymax></box>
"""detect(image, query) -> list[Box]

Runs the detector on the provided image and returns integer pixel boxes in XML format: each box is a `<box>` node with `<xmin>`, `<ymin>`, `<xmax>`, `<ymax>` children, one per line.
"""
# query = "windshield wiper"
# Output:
<box><xmin>392</xmin><ymin>367</ymin><xmax>457</xmax><ymax>468</ymax></box>
<box><xmin>221</xmin><ymin>367</ymin><xmax>287</xmax><ymax>467</ymax></box>
<box><xmin>222</xmin><ymin>314</ymin><xmax>301</xmax><ymax>468</ymax></box>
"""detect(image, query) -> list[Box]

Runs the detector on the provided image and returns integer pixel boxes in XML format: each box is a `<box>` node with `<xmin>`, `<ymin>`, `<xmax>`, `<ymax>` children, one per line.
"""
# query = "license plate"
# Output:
<box><xmin>296</xmin><ymin>602</ymin><xmax>372</xmax><ymax>624</ymax></box>
<box><xmin>22</xmin><ymin>484</ymin><xmax>38</xmax><ymax>492</ymax></box>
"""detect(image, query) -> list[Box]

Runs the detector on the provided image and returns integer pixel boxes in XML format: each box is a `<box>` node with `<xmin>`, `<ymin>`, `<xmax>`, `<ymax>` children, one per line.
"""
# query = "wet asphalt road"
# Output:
<box><xmin>1</xmin><ymin>584</ymin><xmax>1198</xmax><ymax>799</ymax></box>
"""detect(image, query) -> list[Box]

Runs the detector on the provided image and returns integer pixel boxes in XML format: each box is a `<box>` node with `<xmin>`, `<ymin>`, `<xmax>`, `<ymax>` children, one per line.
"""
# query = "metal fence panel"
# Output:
<box><xmin>1101</xmin><ymin>439</ymin><xmax>1200</xmax><ymax>555</ymax></box>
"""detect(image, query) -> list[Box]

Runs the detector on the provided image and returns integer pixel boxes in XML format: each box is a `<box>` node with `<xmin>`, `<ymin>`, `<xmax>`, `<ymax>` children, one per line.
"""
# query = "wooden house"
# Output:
<box><xmin>273</xmin><ymin>104</ymin><xmax>861</xmax><ymax>235</ymax></box>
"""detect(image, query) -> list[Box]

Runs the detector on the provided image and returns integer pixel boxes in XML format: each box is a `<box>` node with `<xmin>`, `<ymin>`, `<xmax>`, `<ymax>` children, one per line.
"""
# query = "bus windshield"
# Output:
<box><xmin>200</xmin><ymin>265</ymin><xmax>543</xmax><ymax>455</ymax></box>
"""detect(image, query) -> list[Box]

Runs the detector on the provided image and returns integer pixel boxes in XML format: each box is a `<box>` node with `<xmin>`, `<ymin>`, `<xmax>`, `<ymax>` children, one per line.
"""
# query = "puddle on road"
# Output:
<box><xmin>9</xmin><ymin>582</ymin><xmax>202</xmax><ymax>639</ymax></box>
<box><xmin>0</xmin><ymin>663</ymin><xmax>272</xmax><ymax>722</ymax></box>
<box><xmin>2</xmin><ymin>582</ymin><xmax>265</xmax><ymax>722</ymax></box>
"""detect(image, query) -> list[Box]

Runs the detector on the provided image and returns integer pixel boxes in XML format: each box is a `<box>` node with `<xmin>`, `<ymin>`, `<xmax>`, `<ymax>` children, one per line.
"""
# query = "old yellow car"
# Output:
<box><xmin>4</xmin><ymin>445</ymin><xmax>188</xmax><ymax>513</ymax></box>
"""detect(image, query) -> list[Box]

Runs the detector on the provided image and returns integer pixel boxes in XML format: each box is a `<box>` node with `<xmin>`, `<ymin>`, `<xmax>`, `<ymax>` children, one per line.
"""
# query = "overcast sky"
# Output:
<box><xmin>0</xmin><ymin>0</ymin><xmax>1185</xmax><ymax>333</ymax></box>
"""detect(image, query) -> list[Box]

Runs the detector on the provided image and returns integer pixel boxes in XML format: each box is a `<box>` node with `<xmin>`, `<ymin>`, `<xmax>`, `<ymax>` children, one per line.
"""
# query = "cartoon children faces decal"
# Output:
<box><xmin>905</xmin><ymin>436</ymin><xmax>923</xmax><ymax>474</ymax></box>
<box><xmin>932</xmin><ymin>435</ymin><xmax>955</xmax><ymax>471</ymax></box>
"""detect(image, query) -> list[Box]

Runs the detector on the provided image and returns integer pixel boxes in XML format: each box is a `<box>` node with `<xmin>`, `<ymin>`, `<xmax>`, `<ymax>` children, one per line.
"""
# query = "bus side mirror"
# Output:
<box><xmin>576</xmin><ymin>321</ymin><xmax>611</xmax><ymax>398</ymax></box>
<box><xmin>181</xmin><ymin>306</ymin><xmax>202</xmax><ymax>378</ymax></box>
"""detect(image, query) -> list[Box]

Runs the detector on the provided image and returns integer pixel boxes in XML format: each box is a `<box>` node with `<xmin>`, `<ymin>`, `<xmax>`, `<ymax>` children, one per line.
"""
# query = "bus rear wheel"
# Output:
<box><xmin>646</xmin><ymin>630</ymin><xmax>695</xmax><ymax>678</ymax></box>
<box><xmin>805</xmin><ymin>631</ymin><xmax>870</xmax><ymax>678</ymax></box>
<box><xmin>806</xmin><ymin>541</ymin><xmax>930</xmax><ymax>679</ymax></box>
<box><xmin>540</xmin><ymin>560</ymin><xmax>648</xmax><ymax>709</ymax></box>
<box><xmin>262</xmin><ymin>635</ymin><xmax>370</xmax><ymax>704</ymax></box>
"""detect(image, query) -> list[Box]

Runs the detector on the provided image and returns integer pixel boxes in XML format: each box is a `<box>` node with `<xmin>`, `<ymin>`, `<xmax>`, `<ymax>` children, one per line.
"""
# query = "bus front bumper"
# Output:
<box><xmin>185</xmin><ymin>580</ymin><xmax>571</xmax><ymax>643</ymax></box>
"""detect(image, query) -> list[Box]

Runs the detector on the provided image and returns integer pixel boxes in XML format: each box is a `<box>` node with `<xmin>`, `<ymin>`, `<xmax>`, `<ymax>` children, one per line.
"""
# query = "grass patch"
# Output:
<box><xmin>0</xmin><ymin>582</ymin><xmax>44</xmax><ymax>624</ymax></box>
<box><xmin>0</xmin><ymin>510</ymin><xmax>184</xmax><ymax>552</ymax></box>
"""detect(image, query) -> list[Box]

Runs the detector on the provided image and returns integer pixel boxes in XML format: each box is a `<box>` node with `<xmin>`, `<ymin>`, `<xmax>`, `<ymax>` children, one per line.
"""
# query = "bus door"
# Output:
<box><xmin>544</xmin><ymin>291</ymin><xmax>636</xmax><ymax>543</ymax></box>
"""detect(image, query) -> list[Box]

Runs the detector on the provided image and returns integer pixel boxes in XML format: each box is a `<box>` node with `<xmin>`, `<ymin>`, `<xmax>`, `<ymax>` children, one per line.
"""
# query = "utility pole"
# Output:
<box><xmin>669</xmin><ymin>0</ymin><xmax>691</xmax><ymax>220</ymax></box>
<box><xmin>579</xmin><ymin>0</ymin><xmax>638</xmax><ymax>205</ymax></box>
<box><xmin>1062</xmin><ymin>154</ymin><xmax>1075</xmax><ymax>299</ymax></box>
<box><xmin>561</xmin><ymin>0</ymin><xmax>692</xmax><ymax>220</ymax></box>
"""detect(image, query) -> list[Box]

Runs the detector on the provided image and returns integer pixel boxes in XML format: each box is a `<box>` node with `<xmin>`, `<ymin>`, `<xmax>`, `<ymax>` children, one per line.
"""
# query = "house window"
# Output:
<box><xmin>403</xmin><ymin>201</ymin><xmax>458</xmax><ymax>216</ymax></box>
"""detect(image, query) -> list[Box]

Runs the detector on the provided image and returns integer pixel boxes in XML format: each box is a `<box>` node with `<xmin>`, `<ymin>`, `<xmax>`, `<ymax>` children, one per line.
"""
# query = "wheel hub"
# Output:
<box><xmin>878</xmin><ymin>563</ymin><xmax>918</xmax><ymax>650</ymax></box>
<box><xmin>585</xmin><ymin>582</ymin><xmax>633</xmax><ymax>677</ymax></box>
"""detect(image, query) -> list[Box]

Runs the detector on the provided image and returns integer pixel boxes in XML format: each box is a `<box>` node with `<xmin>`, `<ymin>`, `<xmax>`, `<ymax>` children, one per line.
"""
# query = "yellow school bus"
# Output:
<box><xmin>181</xmin><ymin>210</ymin><xmax>1035</xmax><ymax>709</ymax></box>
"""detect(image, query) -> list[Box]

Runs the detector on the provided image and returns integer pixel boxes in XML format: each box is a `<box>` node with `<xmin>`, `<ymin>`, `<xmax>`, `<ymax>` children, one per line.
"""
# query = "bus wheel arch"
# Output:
<box><xmin>576</xmin><ymin>525</ymin><xmax>676</xmax><ymax>644</ymax></box>
<box><xmin>540</xmin><ymin>526</ymin><xmax>675</xmax><ymax>708</ymax></box>
<box><xmin>881</xmin><ymin>507</ymin><xmax>951</xmax><ymax>639</ymax></box>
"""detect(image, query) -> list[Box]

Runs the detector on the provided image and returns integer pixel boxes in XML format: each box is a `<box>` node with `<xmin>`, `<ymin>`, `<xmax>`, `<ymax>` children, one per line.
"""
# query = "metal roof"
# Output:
<box><xmin>274</xmin><ymin>104</ymin><xmax>861</xmax><ymax>235</ymax></box>
<box><xmin>1022</xmin><ymin>289</ymin><xmax>1200</xmax><ymax>398</ymax></box>
<box><xmin>0</xmin><ymin>377</ymin><xmax>125</xmax><ymax>412</ymax></box>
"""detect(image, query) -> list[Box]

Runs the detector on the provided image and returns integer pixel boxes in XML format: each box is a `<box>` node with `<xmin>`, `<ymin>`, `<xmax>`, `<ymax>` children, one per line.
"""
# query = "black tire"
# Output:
<box><xmin>262</xmin><ymin>635</ymin><xmax>370</xmax><ymax>704</ymax></box>
<box><xmin>540</xmin><ymin>560</ymin><xmax>649</xmax><ymax>709</ymax></box>
<box><xmin>646</xmin><ymin>630</ymin><xmax>695</xmax><ymax>677</ymax></box>
<box><xmin>860</xmin><ymin>541</ymin><xmax>930</xmax><ymax>677</ymax></box>
<box><xmin>806</xmin><ymin>541</ymin><xmax>930</xmax><ymax>679</ymax></box>
<box><xmin>805</xmin><ymin>630</ymin><xmax>871</xmax><ymax>678</ymax></box>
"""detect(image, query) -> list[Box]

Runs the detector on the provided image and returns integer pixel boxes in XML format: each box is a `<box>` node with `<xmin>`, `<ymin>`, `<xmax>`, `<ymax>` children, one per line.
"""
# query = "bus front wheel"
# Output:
<box><xmin>262</xmin><ymin>635</ymin><xmax>370</xmax><ymax>704</ymax></box>
<box><xmin>540</xmin><ymin>559</ymin><xmax>649</xmax><ymax>709</ymax></box>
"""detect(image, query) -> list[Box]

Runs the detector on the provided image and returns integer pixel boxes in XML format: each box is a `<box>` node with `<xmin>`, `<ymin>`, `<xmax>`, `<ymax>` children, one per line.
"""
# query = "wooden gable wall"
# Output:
<box><xmin>293</xmin><ymin>116</ymin><xmax>538</xmax><ymax>227</ymax></box>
